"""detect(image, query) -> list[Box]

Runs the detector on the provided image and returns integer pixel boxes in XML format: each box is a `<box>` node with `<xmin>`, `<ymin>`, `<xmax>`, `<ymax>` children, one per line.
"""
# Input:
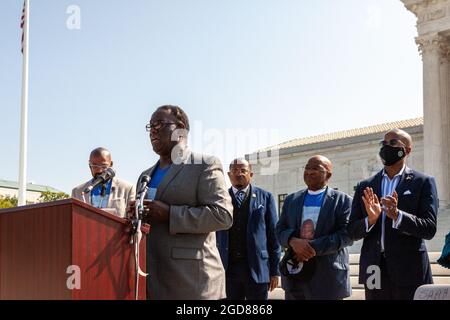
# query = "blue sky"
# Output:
<box><xmin>0</xmin><ymin>0</ymin><xmax>422</xmax><ymax>193</ymax></box>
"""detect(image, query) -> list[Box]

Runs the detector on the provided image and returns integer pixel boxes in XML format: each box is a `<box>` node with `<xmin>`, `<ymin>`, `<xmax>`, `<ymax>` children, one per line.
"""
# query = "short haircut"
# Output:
<box><xmin>90</xmin><ymin>147</ymin><xmax>111</xmax><ymax>159</ymax></box>
<box><xmin>229</xmin><ymin>158</ymin><xmax>252</xmax><ymax>170</ymax></box>
<box><xmin>157</xmin><ymin>105</ymin><xmax>190</xmax><ymax>131</ymax></box>
<box><xmin>386</xmin><ymin>128</ymin><xmax>412</xmax><ymax>147</ymax></box>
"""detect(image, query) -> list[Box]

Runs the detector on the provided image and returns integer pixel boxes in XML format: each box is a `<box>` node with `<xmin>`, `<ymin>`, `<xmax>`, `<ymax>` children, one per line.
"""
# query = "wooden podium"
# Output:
<box><xmin>0</xmin><ymin>199</ymin><xmax>148</xmax><ymax>300</ymax></box>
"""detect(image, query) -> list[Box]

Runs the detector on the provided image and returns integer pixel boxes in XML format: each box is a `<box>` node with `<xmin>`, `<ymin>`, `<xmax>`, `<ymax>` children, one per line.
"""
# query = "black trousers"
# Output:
<box><xmin>226</xmin><ymin>259</ymin><xmax>269</xmax><ymax>300</ymax></box>
<box><xmin>364</xmin><ymin>255</ymin><xmax>418</xmax><ymax>300</ymax></box>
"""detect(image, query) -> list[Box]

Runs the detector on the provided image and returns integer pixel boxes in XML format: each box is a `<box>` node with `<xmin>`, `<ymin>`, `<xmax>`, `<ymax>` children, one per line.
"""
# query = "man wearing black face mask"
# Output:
<box><xmin>347</xmin><ymin>128</ymin><xmax>438</xmax><ymax>300</ymax></box>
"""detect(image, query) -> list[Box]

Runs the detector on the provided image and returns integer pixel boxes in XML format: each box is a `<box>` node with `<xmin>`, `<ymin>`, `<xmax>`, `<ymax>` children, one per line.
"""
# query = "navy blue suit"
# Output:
<box><xmin>347</xmin><ymin>167</ymin><xmax>438</xmax><ymax>299</ymax></box>
<box><xmin>216</xmin><ymin>185</ymin><xmax>281</xmax><ymax>299</ymax></box>
<box><xmin>276</xmin><ymin>187</ymin><xmax>353</xmax><ymax>300</ymax></box>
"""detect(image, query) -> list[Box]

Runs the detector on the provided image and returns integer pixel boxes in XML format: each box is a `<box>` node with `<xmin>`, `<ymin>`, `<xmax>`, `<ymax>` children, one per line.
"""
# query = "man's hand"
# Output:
<box><xmin>126</xmin><ymin>200</ymin><xmax>137</xmax><ymax>217</ymax></box>
<box><xmin>382</xmin><ymin>190</ymin><xmax>399</xmax><ymax>221</ymax></box>
<box><xmin>362</xmin><ymin>187</ymin><xmax>382</xmax><ymax>227</ymax></box>
<box><xmin>144</xmin><ymin>200</ymin><xmax>170</xmax><ymax>222</ymax></box>
<box><xmin>288</xmin><ymin>237</ymin><xmax>316</xmax><ymax>262</ymax></box>
<box><xmin>126</xmin><ymin>199</ymin><xmax>170</xmax><ymax>222</ymax></box>
<box><xmin>269</xmin><ymin>276</ymin><xmax>279</xmax><ymax>292</ymax></box>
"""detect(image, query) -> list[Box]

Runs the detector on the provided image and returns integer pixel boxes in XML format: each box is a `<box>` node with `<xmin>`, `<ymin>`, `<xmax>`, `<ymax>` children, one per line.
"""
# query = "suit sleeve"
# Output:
<box><xmin>265</xmin><ymin>192</ymin><xmax>281</xmax><ymax>276</ymax></box>
<box><xmin>396</xmin><ymin>177</ymin><xmax>438</xmax><ymax>240</ymax></box>
<box><xmin>347</xmin><ymin>183</ymin><xmax>370</xmax><ymax>241</ymax></box>
<box><xmin>275</xmin><ymin>196</ymin><xmax>296</xmax><ymax>248</ymax></box>
<box><xmin>71</xmin><ymin>188</ymin><xmax>82</xmax><ymax>201</ymax></box>
<box><xmin>309</xmin><ymin>194</ymin><xmax>353</xmax><ymax>256</ymax></box>
<box><xmin>125</xmin><ymin>184</ymin><xmax>136</xmax><ymax>219</ymax></box>
<box><xmin>169</xmin><ymin>160</ymin><xmax>233</xmax><ymax>234</ymax></box>
<box><xmin>128</xmin><ymin>184</ymin><xmax>136</xmax><ymax>203</ymax></box>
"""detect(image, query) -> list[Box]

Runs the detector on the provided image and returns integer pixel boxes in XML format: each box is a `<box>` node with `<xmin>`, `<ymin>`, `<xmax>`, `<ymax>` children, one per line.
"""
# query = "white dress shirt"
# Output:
<box><xmin>365</xmin><ymin>165</ymin><xmax>405</xmax><ymax>252</ymax></box>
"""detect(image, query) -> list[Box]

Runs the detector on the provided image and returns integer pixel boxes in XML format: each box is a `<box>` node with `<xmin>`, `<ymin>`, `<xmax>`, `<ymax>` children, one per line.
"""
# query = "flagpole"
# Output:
<box><xmin>18</xmin><ymin>0</ymin><xmax>30</xmax><ymax>206</ymax></box>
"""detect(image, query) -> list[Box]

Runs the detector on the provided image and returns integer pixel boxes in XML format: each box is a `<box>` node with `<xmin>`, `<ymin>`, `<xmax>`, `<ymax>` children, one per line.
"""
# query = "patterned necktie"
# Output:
<box><xmin>235</xmin><ymin>190</ymin><xmax>246</xmax><ymax>207</ymax></box>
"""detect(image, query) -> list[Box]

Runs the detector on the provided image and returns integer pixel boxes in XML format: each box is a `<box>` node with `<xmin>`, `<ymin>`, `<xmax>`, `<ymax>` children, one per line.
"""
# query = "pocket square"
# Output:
<box><xmin>403</xmin><ymin>190</ymin><xmax>412</xmax><ymax>195</ymax></box>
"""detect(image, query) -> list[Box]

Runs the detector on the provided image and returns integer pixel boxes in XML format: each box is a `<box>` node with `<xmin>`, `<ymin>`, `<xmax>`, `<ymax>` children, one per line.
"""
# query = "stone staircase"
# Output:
<box><xmin>268</xmin><ymin>252</ymin><xmax>450</xmax><ymax>300</ymax></box>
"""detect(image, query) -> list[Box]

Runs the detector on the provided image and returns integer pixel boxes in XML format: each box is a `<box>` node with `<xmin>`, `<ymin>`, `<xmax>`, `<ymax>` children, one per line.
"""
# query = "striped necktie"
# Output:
<box><xmin>235</xmin><ymin>190</ymin><xmax>246</xmax><ymax>207</ymax></box>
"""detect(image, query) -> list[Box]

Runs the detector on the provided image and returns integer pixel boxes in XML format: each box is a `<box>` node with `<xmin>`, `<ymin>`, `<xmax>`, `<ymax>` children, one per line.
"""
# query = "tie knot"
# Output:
<box><xmin>236</xmin><ymin>190</ymin><xmax>246</xmax><ymax>206</ymax></box>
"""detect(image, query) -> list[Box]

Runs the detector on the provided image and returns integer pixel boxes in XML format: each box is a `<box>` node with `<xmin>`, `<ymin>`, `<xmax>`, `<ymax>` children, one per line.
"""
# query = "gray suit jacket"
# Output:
<box><xmin>276</xmin><ymin>187</ymin><xmax>353</xmax><ymax>299</ymax></box>
<box><xmin>138</xmin><ymin>151</ymin><xmax>233</xmax><ymax>300</ymax></box>
<box><xmin>71</xmin><ymin>177</ymin><xmax>136</xmax><ymax>218</ymax></box>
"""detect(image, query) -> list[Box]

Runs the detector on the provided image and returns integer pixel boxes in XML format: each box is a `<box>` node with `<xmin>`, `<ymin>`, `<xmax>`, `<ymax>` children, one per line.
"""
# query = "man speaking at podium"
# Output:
<box><xmin>128</xmin><ymin>105</ymin><xmax>233</xmax><ymax>300</ymax></box>
<box><xmin>72</xmin><ymin>147</ymin><xmax>136</xmax><ymax>218</ymax></box>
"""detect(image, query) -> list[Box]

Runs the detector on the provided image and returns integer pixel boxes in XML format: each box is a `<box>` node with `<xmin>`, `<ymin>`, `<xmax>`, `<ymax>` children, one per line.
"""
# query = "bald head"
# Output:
<box><xmin>229</xmin><ymin>158</ymin><xmax>252</xmax><ymax>171</ymax></box>
<box><xmin>303</xmin><ymin>155</ymin><xmax>333</xmax><ymax>191</ymax></box>
<box><xmin>308</xmin><ymin>155</ymin><xmax>333</xmax><ymax>173</ymax></box>
<box><xmin>385</xmin><ymin>129</ymin><xmax>412</xmax><ymax>148</ymax></box>
<box><xmin>89</xmin><ymin>147</ymin><xmax>113</xmax><ymax>179</ymax></box>
<box><xmin>90</xmin><ymin>147</ymin><xmax>112</xmax><ymax>161</ymax></box>
<box><xmin>228</xmin><ymin>158</ymin><xmax>253</xmax><ymax>189</ymax></box>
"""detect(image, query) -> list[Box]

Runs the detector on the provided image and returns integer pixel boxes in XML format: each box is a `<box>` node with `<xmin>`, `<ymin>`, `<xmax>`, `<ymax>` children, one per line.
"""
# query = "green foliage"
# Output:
<box><xmin>38</xmin><ymin>190</ymin><xmax>70</xmax><ymax>203</ymax></box>
<box><xmin>0</xmin><ymin>195</ymin><xmax>18</xmax><ymax>209</ymax></box>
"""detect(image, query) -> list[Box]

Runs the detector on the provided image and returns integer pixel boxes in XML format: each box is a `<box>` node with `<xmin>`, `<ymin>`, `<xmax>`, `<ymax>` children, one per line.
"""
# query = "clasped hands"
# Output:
<box><xmin>288</xmin><ymin>237</ymin><xmax>316</xmax><ymax>262</ymax></box>
<box><xmin>362</xmin><ymin>187</ymin><xmax>399</xmax><ymax>227</ymax></box>
<box><xmin>126</xmin><ymin>199</ymin><xmax>170</xmax><ymax>222</ymax></box>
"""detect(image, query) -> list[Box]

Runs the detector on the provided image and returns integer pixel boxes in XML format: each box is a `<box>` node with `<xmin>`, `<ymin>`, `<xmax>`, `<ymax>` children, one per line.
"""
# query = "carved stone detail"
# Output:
<box><xmin>416</xmin><ymin>33</ymin><xmax>450</xmax><ymax>61</ymax></box>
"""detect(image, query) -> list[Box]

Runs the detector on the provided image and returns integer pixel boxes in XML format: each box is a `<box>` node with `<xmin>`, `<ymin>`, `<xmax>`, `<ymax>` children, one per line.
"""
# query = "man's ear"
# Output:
<box><xmin>405</xmin><ymin>146</ymin><xmax>412</xmax><ymax>156</ymax></box>
<box><xmin>327</xmin><ymin>172</ymin><xmax>332</xmax><ymax>180</ymax></box>
<box><xmin>110</xmin><ymin>161</ymin><xmax>114</xmax><ymax>167</ymax></box>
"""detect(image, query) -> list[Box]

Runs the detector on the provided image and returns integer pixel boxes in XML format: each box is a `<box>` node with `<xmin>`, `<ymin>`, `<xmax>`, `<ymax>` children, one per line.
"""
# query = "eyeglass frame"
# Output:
<box><xmin>379</xmin><ymin>138</ymin><xmax>406</xmax><ymax>148</ymax></box>
<box><xmin>302</xmin><ymin>165</ymin><xmax>328</xmax><ymax>173</ymax></box>
<box><xmin>229</xmin><ymin>168</ymin><xmax>251</xmax><ymax>174</ymax></box>
<box><xmin>145</xmin><ymin>121</ymin><xmax>177</xmax><ymax>132</ymax></box>
<box><xmin>89</xmin><ymin>163</ymin><xmax>110</xmax><ymax>170</ymax></box>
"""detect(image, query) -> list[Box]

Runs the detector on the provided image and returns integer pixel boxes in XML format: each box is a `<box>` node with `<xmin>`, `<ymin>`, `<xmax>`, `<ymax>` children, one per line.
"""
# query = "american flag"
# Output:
<box><xmin>20</xmin><ymin>1</ymin><xmax>26</xmax><ymax>53</ymax></box>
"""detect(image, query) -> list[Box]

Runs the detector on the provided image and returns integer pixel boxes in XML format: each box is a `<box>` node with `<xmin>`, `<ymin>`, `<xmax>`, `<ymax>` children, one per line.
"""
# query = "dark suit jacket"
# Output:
<box><xmin>216</xmin><ymin>185</ymin><xmax>281</xmax><ymax>284</ymax></box>
<box><xmin>276</xmin><ymin>187</ymin><xmax>353</xmax><ymax>299</ymax></box>
<box><xmin>347</xmin><ymin>167</ymin><xmax>438</xmax><ymax>287</ymax></box>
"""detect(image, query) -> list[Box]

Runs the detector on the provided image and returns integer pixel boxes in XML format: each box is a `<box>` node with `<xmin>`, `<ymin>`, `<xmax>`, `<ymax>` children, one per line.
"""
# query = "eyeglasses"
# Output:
<box><xmin>230</xmin><ymin>168</ymin><xmax>250</xmax><ymax>174</ymax></box>
<box><xmin>303</xmin><ymin>165</ymin><xmax>327</xmax><ymax>173</ymax></box>
<box><xmin>145</xmin><ymin>121</ymin><xmax>176</xmax><ymax>132</ymax></box>
<box><xmin>89</xmin><ymin>163</ymin><xmax>110</xmax><ymax>170</ymax></box>
<box><xmin>379</xmin><ymin>139</ymin><xmax>406</xmax><ymax>147</ymax></box>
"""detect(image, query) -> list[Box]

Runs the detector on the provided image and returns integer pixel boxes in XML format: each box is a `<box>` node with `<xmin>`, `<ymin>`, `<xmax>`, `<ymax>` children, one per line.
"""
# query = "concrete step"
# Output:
<box><xmin>345</xmin><ymin>289</ymin><xmax>365</xmax><ymax>300</ymax></box>
<box><xmin>349</xmin><ymin>252</ymin><xmax>443</xmax><ymax>265</ymax></box>
<box><xmin>268</xmin><ymin>287</ymin><xmax>285</xmax><ymax>300</ymax></box>
<box><xmin>351</xmin><ymin>276</ymin><xmax>364</xmax><ymax>289</ymax></box>
<box><xmin>350</xmin><ymin>275</ymin><xmax>450</xmax><ymax>289</ymax></box>
<box><xmin>271</xmin><ymin>279</ymin><xmax>450</xmax><ymax>300</ymax></box>
<box><xmin>432</xmin><ymin>276</ymin><xmax>450</xmax><ymax>285</ymax></box>
<box><xmin>271</xmin><ymin>253</ymin><xmax>449</xmax><ymax>300</ymax></box>
<box><xmin>349</xmin><ymin>261</ymin><xmax>450</xmax><ymax>276</ymax></box>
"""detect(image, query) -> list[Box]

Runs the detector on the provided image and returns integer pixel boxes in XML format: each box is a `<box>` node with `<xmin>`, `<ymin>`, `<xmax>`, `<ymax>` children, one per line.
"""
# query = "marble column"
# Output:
<box><xmin>416</xmin><ymin>33</ymin><xmax>450</xmax><ymax>205</ymax></box>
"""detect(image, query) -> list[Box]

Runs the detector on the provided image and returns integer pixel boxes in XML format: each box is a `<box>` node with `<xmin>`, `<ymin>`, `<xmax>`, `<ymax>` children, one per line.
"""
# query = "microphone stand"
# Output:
<box><xmin>130</xmin><ymin>184</ymin><xmax>149</xmax><ymax>300</ymax></box>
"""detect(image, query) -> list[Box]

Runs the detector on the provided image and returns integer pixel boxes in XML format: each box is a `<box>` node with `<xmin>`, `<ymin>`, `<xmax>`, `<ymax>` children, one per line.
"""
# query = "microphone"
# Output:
<box><xmin>83</xmin><ymin>167</ymin><xmax>116</xmax><ymax>194</ymax></box>
<box><xmin>100</xmin><ymin>184</ymin><xmax>107</xmax><ymax>197</ymax></box>
<box><xmin>134</xmin><ymin>175</ymin><xmax>150</xmax><ymax>221</ymax></box>
<box><xmin>136</xmin><ymin>175</ymin><xmax>151</xmax><ymax>199</ymax></box>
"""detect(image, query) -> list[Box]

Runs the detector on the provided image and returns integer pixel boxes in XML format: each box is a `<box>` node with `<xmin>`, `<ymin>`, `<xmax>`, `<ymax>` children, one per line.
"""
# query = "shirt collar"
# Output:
<box><xmin>307</xmin><ymin>186</ymin><xmax>327</xmax><ymax>195</ymax></box>
<box><xmin>382</xmin><ymin>164</ymin><xmax>406</xmax><ymax>179</ymax></box>
<box><xmin>232</xmin><ymin>185</ymin><xmax>250</xmax><ymax>195</ymax></box>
